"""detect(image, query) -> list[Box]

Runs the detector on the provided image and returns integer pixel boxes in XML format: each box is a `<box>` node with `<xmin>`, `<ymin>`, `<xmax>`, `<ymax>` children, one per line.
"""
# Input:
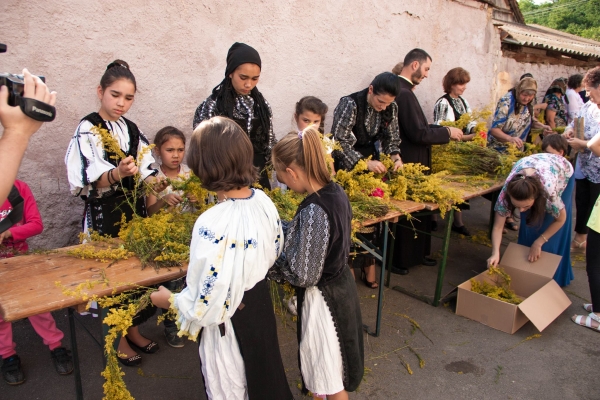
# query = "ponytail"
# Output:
<box><xmin>272</xmin><ymin>126</ymin><xmax>331</xmax><ymax>192</ymax></box>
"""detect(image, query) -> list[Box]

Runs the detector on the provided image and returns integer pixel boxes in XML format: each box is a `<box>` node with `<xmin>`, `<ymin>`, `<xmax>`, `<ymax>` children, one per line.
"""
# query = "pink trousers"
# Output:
<box><xmin>0</xmin><ymin>313</ymin><xmax>64</xmax><ymax>358</ymax></box>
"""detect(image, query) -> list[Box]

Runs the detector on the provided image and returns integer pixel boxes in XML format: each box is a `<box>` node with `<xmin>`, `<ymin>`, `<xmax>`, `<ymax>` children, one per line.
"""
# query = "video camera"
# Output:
<box><xmin>0</xmin><ymin>43</ymin><xmax>56</xmax><ymax>122</ymax></box>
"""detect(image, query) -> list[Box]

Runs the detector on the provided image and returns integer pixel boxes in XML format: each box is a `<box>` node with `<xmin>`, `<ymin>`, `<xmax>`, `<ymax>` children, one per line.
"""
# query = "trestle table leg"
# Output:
<box><xmin>433</xmin><ymin>209</ymin><xmax>454</xmax><ymax>306</ymax></box>
<box><xmin>68</xmin><ymin>307</ymin><xmax>84</xmax><ymax>400</ymax></box>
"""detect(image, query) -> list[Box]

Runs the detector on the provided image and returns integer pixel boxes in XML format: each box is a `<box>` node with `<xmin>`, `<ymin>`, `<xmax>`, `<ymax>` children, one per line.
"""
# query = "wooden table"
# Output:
<box><xmin>389</xmin><ymin>179</ymin><xmax>504</xmax><ymax>306</ymax></box>
<box><xmin>0</xmin><ymin>246</ymin><xmax>187</xmax><ymax>399</ymax></box>
<box><xmin>358</xmin><ymin>179</ymin><xmax>504</xmax><ymax>337</ymax></box>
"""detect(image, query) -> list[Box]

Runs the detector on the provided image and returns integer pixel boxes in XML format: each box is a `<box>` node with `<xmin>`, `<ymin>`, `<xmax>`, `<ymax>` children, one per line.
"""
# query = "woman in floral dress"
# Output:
<box><xmin>487</xmin><ymin>153</ymin><xmax>575</xmax><ymax>287</ymax></box>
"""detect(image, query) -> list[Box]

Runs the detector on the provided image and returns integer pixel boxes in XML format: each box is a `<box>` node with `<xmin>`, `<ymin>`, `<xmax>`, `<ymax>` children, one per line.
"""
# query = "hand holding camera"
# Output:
<box><xmin>0</xmin><ymin>68</ymin><xmax>57</xmax><ymax>137</ymax></box>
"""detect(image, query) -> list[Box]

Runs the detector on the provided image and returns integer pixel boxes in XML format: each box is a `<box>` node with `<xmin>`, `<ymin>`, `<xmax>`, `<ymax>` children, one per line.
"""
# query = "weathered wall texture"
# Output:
<box><xmin>0</xmin><ymin>0</ymin><xmax>587</xmax><ymax>249</ymax></box>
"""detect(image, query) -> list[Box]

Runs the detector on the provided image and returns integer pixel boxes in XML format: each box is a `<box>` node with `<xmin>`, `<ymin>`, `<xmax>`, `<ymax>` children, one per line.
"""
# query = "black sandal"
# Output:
<box><xmin>117</xmin><ymin>353</ymin><xmax>142</xmax><ymax>367</ymax></box>
<box><xmin>126</xmin><ymin>336</ymin><xmax>160</xmax><ymax>354</ymax></box>
<box><xmin>361</xmin><ymin>265</ymin><xmax>378</xmax><ymax>289</ymax></box>
<box><xmin>505</xmin><ymin>220</ymin><xmax>519</xmax><ymax>231</ymax></box>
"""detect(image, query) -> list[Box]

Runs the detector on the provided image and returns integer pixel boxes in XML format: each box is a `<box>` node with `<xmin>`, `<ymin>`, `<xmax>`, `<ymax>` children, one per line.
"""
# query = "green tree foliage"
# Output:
<box><xmin>519</xmin><ymin>0</ymin><xmax>600</xmax><ymax>41</ymax></box>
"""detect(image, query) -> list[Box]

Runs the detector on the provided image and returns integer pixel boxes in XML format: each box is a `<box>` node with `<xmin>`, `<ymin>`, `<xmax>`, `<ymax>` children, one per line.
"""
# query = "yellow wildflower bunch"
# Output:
<box><xmin>495</xmin><ymin>143</ymin><xmax>540</xmax><ymax>178</ymax></box>
<box><xmin>387</xmin><ymin>163</ymin><xmax>464</xmax><ymax>218</ymax></box>
<box><xmin>118</xmin><ymin>211</ymin><xmax>198</xmax><ymax>269</ymax></box>
<box><xmin>167</xmin><ymin>173</ymin><xmax>215</xmax><ymax>214</ymax></box>
<box><xmin>321</xmin><ymin>133</ymin><xmax>342</xmax><ymax>175</ymax></box>
<box><xmin>332</xmin><ymin>156</ymin><xmax>394</xmax><ymax>236</ymax></box>
<box><xmin>470</xmin><ymin>266</ymin><xmax>522</xmax><ymax>304</ymax></box>
<box><xmin>431</xmin><ymin>141</ymin><xmax>502</xmax><ymax>177</ymax></box>
<box><xmin>335</xmin><ymin>158</ymin><xmax>390</xmax><ymax>199</ymax></box>
<box><xmin>90</xmin><ymin>125</ymin><xmax>126</xmax><ymax>161</ymax></box>
<box><xmin>67</xmin><ymin>244</ymin><xmax>134</xmax><ymax>263</ymax></box>
<box><xmin>58</xmin><ymin>276</ymin><xmax>160</xmax><ymax>399</ymax></box>
<box><xmin>263</xmin><ymin>187</ymin><xmax>306</xmax><ymax>221</ymax></box>
<box><xmin>439</xmin><ymin>108</ymin><xmax>492</xmax><ymax>131</ymax></box>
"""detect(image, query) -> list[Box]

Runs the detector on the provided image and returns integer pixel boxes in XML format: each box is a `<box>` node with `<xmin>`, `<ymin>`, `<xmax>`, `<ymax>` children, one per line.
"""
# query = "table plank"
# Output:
<box><xmin>361</xmin><ymin>200</ymin><xmax>426</xmax><ymax>227</ymax></box>
<box><xmin>0</xmin><ymin>246</ymin><xmax>187</xmax><ymax>321</ymax></box>
<box><xmin>424</xmin><ymin>180</ymin><xmax>504</xmax><ymax>211</ymax></box>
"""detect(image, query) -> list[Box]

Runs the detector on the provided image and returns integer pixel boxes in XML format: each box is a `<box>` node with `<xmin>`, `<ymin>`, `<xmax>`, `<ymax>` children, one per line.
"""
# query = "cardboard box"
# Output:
<box><xmin>456</xmin><ymin>243</ymin><xmax>571</xmax><ymax>334</ymax></box>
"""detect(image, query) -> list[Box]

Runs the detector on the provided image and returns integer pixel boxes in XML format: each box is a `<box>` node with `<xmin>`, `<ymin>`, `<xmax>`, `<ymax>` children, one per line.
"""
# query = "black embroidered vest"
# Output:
<box><xmin>348</xmin><ymin>88</ymin><xmax>394</xmax><ymax>160</ymax></box>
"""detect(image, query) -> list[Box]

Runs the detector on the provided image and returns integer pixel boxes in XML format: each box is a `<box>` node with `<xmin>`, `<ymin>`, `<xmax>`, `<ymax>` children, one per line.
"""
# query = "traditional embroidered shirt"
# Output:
<box><xmin>173</xmin><ymin>188</ymin><xmax>282</xmax><ymax>337</ymax></box>
<box><xmin>331</xmin><ymin>95</ymin><xmax>401</xmax><ymax>170</ymax></box>
<box><xmin>433</xmin><ymin>95</ymin><xmax>476</xmax><ymax>133</ymax></box>
<box><xmin>192</xmin><ymin>94</ymin><xmax>276</xmax><ymax>156</ymax></box>
<box><xmin>495</xmin><ymin>153</ymin><xmax>573</xmax><ymax>218</ymax></box>
<box><xmin>543</xmin><ymin>93</ymin><xmax>568</xmax><ymax>127</ymax></box>
<box><xmin>488</xmin><ymin>91</ymin><xmax>532</xmax><ymax>151</ymax></box>
<box><xmin>65</xmin><ymin>118</ymin><xmax>156</xmax><ymax>197</ymax></box>
<box><xmin>570</xmin><ymin>101</ymin><xmax>600</xmax><ymax>183</ymax></box>
<box><xmin>270</xmin><ymin>182</ymin><xmax>351</xmax><ymax>287</ymax></box>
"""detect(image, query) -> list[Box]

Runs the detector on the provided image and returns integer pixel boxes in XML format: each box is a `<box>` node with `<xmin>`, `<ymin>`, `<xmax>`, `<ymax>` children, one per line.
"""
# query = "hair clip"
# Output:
<box><xmin>106</xmin><ymin>61</ymin><xmax>128</xmax><ymax>71</ymax></box>
<box><xmin>298</xmin><ymin>130</ymin><xmax>303</xmax><ymax>140</ymax></box>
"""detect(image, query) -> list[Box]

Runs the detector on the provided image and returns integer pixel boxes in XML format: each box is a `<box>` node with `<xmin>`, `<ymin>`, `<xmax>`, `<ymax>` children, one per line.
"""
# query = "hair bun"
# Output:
<box><xmin>106</xmin><ymin>59</ymin><xmax>130</xmax><ymax>71</ymax></box>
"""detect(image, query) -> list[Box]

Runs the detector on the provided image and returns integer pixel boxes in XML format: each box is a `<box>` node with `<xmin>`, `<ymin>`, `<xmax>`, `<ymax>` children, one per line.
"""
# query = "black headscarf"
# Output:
<box><xmin>211</xmin><ymin>42</ymin><xmax>271</xmax><ymax>136</ymax></box>
<box><xmin>225</xmin><ymin>42</ymin><xmax>261</xmax><ymax>76</ymax></box>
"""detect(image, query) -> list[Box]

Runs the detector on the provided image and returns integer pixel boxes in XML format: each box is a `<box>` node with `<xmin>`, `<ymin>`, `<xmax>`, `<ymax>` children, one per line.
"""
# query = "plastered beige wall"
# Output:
<box><xmin>0</xmin><ymin>0</ymin><xmax>587</xmax><ymax>249</ymax></box>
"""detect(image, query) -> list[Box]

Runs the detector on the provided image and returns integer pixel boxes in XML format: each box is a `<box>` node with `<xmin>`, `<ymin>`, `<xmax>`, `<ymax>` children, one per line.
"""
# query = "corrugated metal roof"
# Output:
<box><xmin>494</xmin><ymin>20</ymin><xmax>600</xmax><ymax>59</ymax></box>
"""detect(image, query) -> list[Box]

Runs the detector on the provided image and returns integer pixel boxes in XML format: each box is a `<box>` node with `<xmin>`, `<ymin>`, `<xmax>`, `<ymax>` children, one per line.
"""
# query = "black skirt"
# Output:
<box><xmin>199</xmin><ymin>279</ymin><xmax>293</xmax><ymax>400</ymax></box>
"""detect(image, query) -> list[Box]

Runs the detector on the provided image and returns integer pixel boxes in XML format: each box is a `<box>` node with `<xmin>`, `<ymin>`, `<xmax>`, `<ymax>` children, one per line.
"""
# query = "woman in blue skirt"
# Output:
<box><xmin>487</xmin><ymin>153</ymin><xmax>575</xmax><ymax>287</ymax></box>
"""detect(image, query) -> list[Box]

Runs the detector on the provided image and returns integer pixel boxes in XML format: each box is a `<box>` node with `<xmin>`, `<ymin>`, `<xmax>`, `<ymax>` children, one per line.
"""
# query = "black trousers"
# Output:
<box><xmin>587</xmin><ymin>229</ymin><xmax>600</xmax><ymax>312</ymax></box>
<box><xmin>575</xmin><ymin>178</ymin><xmax>600</xmax><ymax>234</ymax></box>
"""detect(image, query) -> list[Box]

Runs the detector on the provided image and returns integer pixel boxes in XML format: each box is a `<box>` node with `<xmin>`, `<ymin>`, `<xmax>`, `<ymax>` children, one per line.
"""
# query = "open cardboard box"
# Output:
<box><xmin>456</xmin><ymin>243</ymin><xmax>571</xmax><ymax>334</ymax></box>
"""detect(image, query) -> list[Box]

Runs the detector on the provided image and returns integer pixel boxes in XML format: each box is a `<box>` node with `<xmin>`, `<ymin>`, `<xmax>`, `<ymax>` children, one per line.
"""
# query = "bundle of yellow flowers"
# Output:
<box><xmin>470</xmin><ymin>266</ymin><xmax>522</xmax><ymax>305</ymax></box>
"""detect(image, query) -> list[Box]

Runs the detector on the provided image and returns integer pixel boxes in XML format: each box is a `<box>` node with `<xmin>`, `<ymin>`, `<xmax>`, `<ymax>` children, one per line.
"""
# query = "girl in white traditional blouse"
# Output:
<box><xmin>269</xmin><ymin>127</ymin><xmax>364</xmax><ymax>400</ymax></box>
<box><xmin>64</xmin><ymin>60</ymin><xmax>159</xmax><ymax>367</ymax></box>
<box><xmin>151</xmin><ymin>117</ymin><xmax>292</xmax><ymax>400</ymax></box>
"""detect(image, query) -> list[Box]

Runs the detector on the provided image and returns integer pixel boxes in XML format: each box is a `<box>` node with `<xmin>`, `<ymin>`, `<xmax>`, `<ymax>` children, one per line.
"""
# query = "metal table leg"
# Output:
<box><xmin>385</xmin><ymin>221</ymin><xmax>396</xmax><ymax>288</ymax></box>
<box><xmin>68</xmin><ymin>307</ymin><xmax>84</xmax><ymax>400</ymax></box>
<box><xmin>100</xmin><ymin>306</ymin><xmax>110</xmax><ymax>367</ymax></box>
<box><xmin>488</xmin><ymin>189</ymin><xmax>500</xmax><ymax>239</ymax></box>
<box><xmin>433</xmin><ymin>209</ymin><xmax>454</xmax><ymax>306</ymax></box>
<box><xmin>357</xmin><ymin>221</ymin><xmax>388</xmax><ymax>337</ymax></box>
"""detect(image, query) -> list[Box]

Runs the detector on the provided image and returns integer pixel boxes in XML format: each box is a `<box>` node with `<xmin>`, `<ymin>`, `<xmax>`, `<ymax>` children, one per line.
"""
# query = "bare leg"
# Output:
<box><xmin>365</xmin><ymin>263</ymin><xmax>377</xmax><ymax>286</ymax></box>
<box><xmin>117</xmin><ymin>336</ymin><xmax>137</xmax><ymax>358</ymax></box>
<box><xmin>453</xmin><ymin>210</ymin><xmax>464</xmax><ymax>227</ymax></box>
<box><xmin>328</xmin><ymin>390</ymin><xmax>349</xmax><ymax>400</ymax></box>
<box><xmin>125</xmin><ymin>325</ymin><xmax>151</xmax><ymax>348</ymax></box>
<box><xmin>572</xmin><ymin>232</ymin><xmax>587</xmax><ymax>248</ymax></box>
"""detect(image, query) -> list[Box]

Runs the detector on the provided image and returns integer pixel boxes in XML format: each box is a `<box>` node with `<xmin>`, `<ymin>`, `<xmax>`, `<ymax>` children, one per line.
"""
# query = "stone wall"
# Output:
<box><xmin>0</xmin><ymin>0</ymin><xmax>588</xmax><ymax>249</ymax></box>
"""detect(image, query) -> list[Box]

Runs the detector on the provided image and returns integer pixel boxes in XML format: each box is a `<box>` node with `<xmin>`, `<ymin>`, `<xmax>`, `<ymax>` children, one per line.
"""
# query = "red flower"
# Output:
<box><xmin>478</xmin><ymin>131</ymin><xmax>487</xmax><ymax>139</ymax></box>
<box><xmin>370</xmin><ymin>188</ymin><xmax>385</xmax><ymax>198</ymax></box>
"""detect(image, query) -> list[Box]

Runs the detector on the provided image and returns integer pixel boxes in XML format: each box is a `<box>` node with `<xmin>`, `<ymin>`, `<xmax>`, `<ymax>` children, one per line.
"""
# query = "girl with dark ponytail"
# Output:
<box><xmin>65</xmin><ymin>60</ymin><xmax>159</xmax><ymax>368</ymax></box>
<box><xmin>488</xmin><ymin>153</ymin><xmax>575</xmax><ymax>287</ymax></box>
<box><xmin>270</xmin><ymin>127</ymin><xmax>364</xmax><ymax>399</ymax></box>
<box><xmin>193</xmin><ymin>43</ymin><xmax>275</xmax><ymax>188</ymax></box>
